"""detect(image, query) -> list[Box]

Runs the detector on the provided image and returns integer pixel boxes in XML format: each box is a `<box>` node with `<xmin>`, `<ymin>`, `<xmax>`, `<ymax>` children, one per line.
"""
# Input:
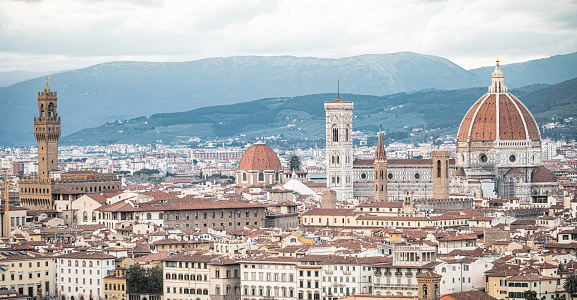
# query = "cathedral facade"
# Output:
<box><xmin>325</xmin><ymin>61</ymin><xmax>558</xmax><ymax>203</ymax></box>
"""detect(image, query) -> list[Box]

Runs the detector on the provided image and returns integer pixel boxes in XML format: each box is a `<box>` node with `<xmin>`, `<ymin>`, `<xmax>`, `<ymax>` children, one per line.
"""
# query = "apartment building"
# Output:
<box><xmin>0</xmin><ymin>251</ymin><xmax>55</xmax><ymax>298</ymax></box>
<box><xmin>57</xmin><ymin>251</ymin><xmax>116</xmax><ymax>300</ymax></box>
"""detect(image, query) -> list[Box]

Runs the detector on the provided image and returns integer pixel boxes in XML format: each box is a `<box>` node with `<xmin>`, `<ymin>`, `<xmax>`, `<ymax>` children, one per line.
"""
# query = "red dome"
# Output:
<box><xmin>238</xmin><ymin>143</ymin><xmax>282</xmax><ymax>171</ymax></box>
<box><xmin>458</xmin><ymin>62</ymin><xmax>540</xmax><ymax>143</ymax></box>
<box><xmin>457</xmin><ymin>93</ymin><xmax>540</xmax><ymax>142</ymax></box>
<box><xmin>531</xmin><ymin>166</ymin><xmax>557</xmax><ymax>183</ymax></box>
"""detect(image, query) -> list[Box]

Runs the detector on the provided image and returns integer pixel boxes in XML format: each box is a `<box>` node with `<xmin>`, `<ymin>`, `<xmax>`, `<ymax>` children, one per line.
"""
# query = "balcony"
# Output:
<box><xmin>374</xmin><ymin>271</ymin><xmax>382</xmax><ymax>276</ymax></box>
<box><xmin>394</xmin><ymin>272</ymin><xmax>403</xmax><ymax>276</ymax></box>
<box><xmin>384</xmin><ymin>271</ymin><xmax>392</xmax><ymax>276</ymax></box>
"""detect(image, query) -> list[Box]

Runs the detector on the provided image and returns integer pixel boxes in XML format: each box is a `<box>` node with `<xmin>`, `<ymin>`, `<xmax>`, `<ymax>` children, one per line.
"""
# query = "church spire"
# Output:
<box><xmin>374</xmin><ymin>126</ymin><xmax>388</xmax><ymax>202</ymax></box>
<box><xmin>375</xmin><ymin>126</ymin><xmax>386</xmax><ymax>161</ymax></box>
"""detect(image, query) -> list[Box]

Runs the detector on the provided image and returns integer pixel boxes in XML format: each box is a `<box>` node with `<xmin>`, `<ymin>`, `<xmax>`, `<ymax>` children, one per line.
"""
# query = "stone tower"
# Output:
<box><xmin>325</xmin><ymin>97</ymin><xmax>353</xmax><ymax>202</ymax></box>
<box><xmin>35</xmin><ymin>78</ymin><xmax>60</xmax><ymax>178</ymax></box>
<box><xmin>416</xmin><ymin>271</ymin><xmax>442</xmax><ymax>300</ymax></box>
<box><xmin>373</xmin><ymin>128</ymin><xmax>388</xmax><ymax>202</ymax></box>
<box><xmin>321</xmin><ymin>190</ymin><xmax>337</xmax><ymax>209</ymax></box>
<box><xmin>432</xmin><ymin>151</ymin><xmax>450</xmax><ymax>200</ymax></box>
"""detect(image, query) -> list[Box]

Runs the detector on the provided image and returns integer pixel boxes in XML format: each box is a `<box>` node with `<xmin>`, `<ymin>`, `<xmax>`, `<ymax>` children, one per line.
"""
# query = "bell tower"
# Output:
<box><xmin>34</xmin><ymin>77</ymin><xmax>60</xmax><ymax>178</ymax></box>
<box><xmin>432</xmin><ymin>151</ymin><xmax>450</xmax><ymax>200</ymax></box>
<box><xmin>325</xmin><ymin>95</ymin><xmax>353</xmax><ymax>202</ymax></box>
<box><xmin>374</xmin><ymin>127</ymin><xmax>388</xmax><ymax>202</ymax></box>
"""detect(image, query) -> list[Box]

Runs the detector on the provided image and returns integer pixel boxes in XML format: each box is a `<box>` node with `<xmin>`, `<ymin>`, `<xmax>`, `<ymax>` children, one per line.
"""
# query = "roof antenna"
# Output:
<box><xmin>337</xmin><ymin>80</ymin><xmax>340</xmax><ymax>99</ymax></box>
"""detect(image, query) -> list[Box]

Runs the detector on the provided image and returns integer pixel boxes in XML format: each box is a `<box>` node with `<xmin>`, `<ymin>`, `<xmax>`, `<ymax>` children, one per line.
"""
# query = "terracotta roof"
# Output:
<box><xmin>452</xmin><ymin>167</ymin><xmax>466</xmax><ymax>176</ymax></box>
<box><xmin>325</xmin><ymin>98</ymin><xmax>352</xmax><ymax>104</ymax></box>
<box><xmin>504</xmin><ymin>168</ymin><xmax>523</xmax><ymax>176</ymax></box>
<box><xmin>442</xmin><ymin>290</ymin><xmax>497</xmax><ymax>300</ymax></box>
<box><xmin>85</xmin><ymin>194</ymin><xmax>107</xmax><ymax>204</ymax></box>
<box><xmin>457</xmin><ymin>91</ymin><xmax>540</xmax><ymax>142</ymax></box>
<box><xmin>357</xmin><ymin>201</ymin><xmax>403</xmax><ymax>208</ymax></box>
<box><xmin>57</xmin><ymin>251</ymin><xmax>116</xmax><ymax>259</ymax></box>
<box><xmin>531</xmin><ymin>166</ymin><xmax>557</xmax><ymax>183</ymax></box>
<box><xmin>302</xmin><ymin>208</ymin><xmax>357</xmax><ymax>216</ymax></box>
<box><xmin>238</xmin><ymin>143</ymin><xmax>282</xmax><ymax>171</ymax></box>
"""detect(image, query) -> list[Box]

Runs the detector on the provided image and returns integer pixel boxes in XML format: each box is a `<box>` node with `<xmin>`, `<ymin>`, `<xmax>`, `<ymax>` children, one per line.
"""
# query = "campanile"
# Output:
<box><xmin>34</xmin><ymin>77</ymin><xmax>60</xmax><ymax>178</ymax></box>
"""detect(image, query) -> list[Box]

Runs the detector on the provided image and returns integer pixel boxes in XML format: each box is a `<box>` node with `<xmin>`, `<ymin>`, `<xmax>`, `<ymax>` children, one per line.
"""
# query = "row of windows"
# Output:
<box><xmin>4</xmin><ymin>271</ymin><xmax>49</xmax><ymax>281</ymax></box>
<box><xmin>241</xmin><ymin>172</ymin><xmax>280</xmax><ymax>182</ymax></box>
<box><xmin>62</xmin><ymin>277</ymin><xmax>100</xmax><ymax>285</ymax></box>
<box><xmin>165</xmin><ymin>273</ymin><xmax>208</xmax><ymax>281</ymax></box>
<box><xmin>60</xmin><ymin>268</ymin><xmax>100</xmax><ymax>275</ymax></box>
<box><xmin>167</xmin><ymin>287</ymin><xmax>208</xmax><ymax>295</ymax></box>
<box><xmin>104</xmin><ymin>283</ymin><xmax>125</xmax><ymax>291</ymax></box>
<box><xmin>169</xmin><ymin>210</ymin><xmax>259</xmax><ymax>220</ymax></box>
<box><xmin>165</xmin><ymin>262</ymin><xmax>208</xmax><ymax>268</ymax></box>
<box><xmin>60</xmin><ymin>259</ymin><xmax>110</xmax><ymax>267</ymax></box>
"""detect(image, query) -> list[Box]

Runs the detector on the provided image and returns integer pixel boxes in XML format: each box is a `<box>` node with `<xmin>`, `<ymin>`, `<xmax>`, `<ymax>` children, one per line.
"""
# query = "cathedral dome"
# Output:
<box><xmin>531</xmin><ymin>166</ymin><xmax>557</xmax><ymax>183</ymax></box>
<box><xmin>238</xmin><ymin>142</ymin><xmax>282</xmax><ymax>171</ymax></box>
<box><xmin>457</xmin><ymin>61</ymin><xmax>540</xmax><ymax>143</ymax></box>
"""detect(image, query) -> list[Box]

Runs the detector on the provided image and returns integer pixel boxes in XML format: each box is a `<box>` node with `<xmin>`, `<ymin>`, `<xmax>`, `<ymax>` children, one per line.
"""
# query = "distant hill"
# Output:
<box><xmin>0</xmin><ymin>70</ymin><xmax>48</xmax><ymax>87</ymax></box>
<box><xmin>469</xmin><ymin>52</ymin><xmax>577</xmax><ymax>87</ymax></box>
<box><xmin>2</xmin><ymin>51</ymin><xmax>576</xmax><ymax>146</ymax></box>
<box><xmin>62</xmin><ymin>81</ymin><xmax>573</xmax><ymax>147</ymax></box>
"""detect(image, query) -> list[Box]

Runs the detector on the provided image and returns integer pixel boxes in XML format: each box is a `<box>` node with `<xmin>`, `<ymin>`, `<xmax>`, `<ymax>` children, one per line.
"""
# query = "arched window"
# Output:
<box><xmin>92</xmin><ymin>212</ymin><xmax>97</xmax><ymax>222</ymax></box>
<box><xmin>48</xmin><ymin>102</ymin><xmax>54</xmax><ymax>117</ymax></box>
<box><xmin>89</xmin><ymin>261</ymin><xmax>93</xmax><ymax>267</ymax></box>
<box><xmin>380</xmin><ymin>170</ymin><xmax>384</xmax><ymax>179</ymax></box>
<box><xmin>437</xmin><ymin>160</ymin><xmax>442</xmax><ymax>178</ymax></box>
<box><xmin>159</xmin><ymin>213</ymin><xmax>164</xmax><ymax>220</ymax></box>
<box><xmin>82</xmin><ymin>261</ymin><xmax>86</xmax><ymax>267</ymax></box>
<box><xmin>275</xmin><ymin>172</ymin><xmax>279</xmax><ymax>181</ymax></box>
<box><xmin>75</xmin><ymin>260</ymin><xmax>79</xmax><ymax>267</ymax></box>
<box><xmin>68</xmin><ymin>260</ymin><xmax>71</xmax><ymax>266</ymax></box>
<box><xmin>147</xmin><ymin>213</ymin><xmax>152</xmax><ymax>220</ymax></box>
<box><xmin>242</xmin><ymin>172</ymin><xmax>247</xmax><ymax>182</ymax></box>
<box><xmin>258</xmin><ymin>172</ymin><xmax>264</xmax><ymax>182</ymax></box>
<box><xmin>83</xmin><ymin>211</ymin><xmax>88</xmax><ymax>222</ymax></box>
<box><xmin>215</xmin><ymin>286</ymin><xmax>220</xmax><ymax>295</ymax></box>
<box><xmin>434</xmin><ymin>284</ymin><xmax>439</xmax><ymax>296</ymax></box>
<box><xmin>40</xmin><ymin>104</ymin><xmax>45</xmax><ymax>118</ymax></box>
<box><xmin>332</xmin><ymin>126</ymin><xmax>339</xmax><ymax>142</ymax></box>
<box><xmin>422</xmin><ymin>284</ymin><xmax>427</xmax><ymax>297</ymax></box>
<box><xmin>345</xmin><ymin>127</ymin><xmax>349</xmax><ymax>142</ymax></box>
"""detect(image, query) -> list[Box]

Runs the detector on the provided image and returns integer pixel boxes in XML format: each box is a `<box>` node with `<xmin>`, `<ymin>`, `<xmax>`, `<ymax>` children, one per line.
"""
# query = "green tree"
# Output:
<box><xmin>524</xmin><ymin>290</ymin><xmax>538</xmax><ymax>300</ymax></box>
<box><xmin>127</xmin><ymin>265</ymin><xmax>147</xmax><ymax>292</ymax></box>
<box><xmin>148</xmin><ymin>265</ymin><xmax>163</xmax><ymax>293</ymax></box>
<box><xmin>289</xmin><ymin>154</ymin><xmax>301</xmax><ymax>171</ymax></box>
<box><xmin>564</xmin><ymin>273</ymin><xmax>577</xmax><ymax>300</ymax></box>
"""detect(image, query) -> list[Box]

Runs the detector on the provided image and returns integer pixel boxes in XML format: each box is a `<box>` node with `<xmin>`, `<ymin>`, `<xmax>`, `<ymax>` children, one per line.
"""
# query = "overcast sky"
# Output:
<box><xmin>1</xmin><ymin>0</ymin><xmax>576</xmax><ymax>72</ymax></box>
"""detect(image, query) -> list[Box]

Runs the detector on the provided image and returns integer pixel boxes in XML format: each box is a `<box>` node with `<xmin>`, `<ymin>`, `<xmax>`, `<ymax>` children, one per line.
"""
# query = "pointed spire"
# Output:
<box><xmin>488</xmin><ymin>58</ymin><xmax>507</xmax><ymax>93</ymax></box>
<box><xmin>375</xmin><ymin>126</ymin><xmax>386</xmax><ymax>161</ymax></box>
<box><xmin>44</xmin><ymin>76</ymin><xmax>51</xmax><ymax>93</ymax></box>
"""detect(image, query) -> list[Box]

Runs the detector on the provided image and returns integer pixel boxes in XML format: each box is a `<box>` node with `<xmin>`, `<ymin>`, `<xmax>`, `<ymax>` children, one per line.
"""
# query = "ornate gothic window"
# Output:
<box><xmin>332</xmin><ymin>126</ymin><xmax>339</xmax><ymax>142</ymax></box>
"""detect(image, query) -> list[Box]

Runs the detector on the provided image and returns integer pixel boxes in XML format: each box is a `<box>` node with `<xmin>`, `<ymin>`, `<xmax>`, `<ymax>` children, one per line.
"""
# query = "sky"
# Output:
<box><xmin>1</xmin><ymin>0</ymin><xmax>576</xmax><ymax>73</ymax></box>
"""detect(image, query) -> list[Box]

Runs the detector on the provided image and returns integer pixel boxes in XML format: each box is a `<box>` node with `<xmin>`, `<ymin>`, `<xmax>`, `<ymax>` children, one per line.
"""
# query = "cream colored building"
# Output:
<box><xmin>0</xmin><ymin>251</ymin><xmax>56</xmax><ymax>298</ymax></box>
<box><xmin>161</xmin><ymin>253</ymin><xmax>222</xmax><ymax>300</ymax></box>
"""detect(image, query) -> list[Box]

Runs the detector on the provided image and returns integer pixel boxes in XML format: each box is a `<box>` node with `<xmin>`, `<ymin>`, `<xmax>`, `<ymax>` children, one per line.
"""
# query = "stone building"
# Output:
<box><xmin>161</xmin><ymin>199</ymin><xmax>267</xmax><ymax>233</ymax></box>
<box><xmin>329</xmin><ymin>60</ymin><xmax>558</xmax><ymax>203</ymax></box>
<box><xmin>325</xmin><ymin>97</ymin><xmax>354</xmax><ymax>202</ymax></box>
<box><xmin>454</xmin><ymin>60</ymin><xmax>559</xmax><ymax>201</ymax></box>
<box><xmin>19</xmin><ymin>80</ymin><xmax>121</xmax><ymax>210</ymax></box>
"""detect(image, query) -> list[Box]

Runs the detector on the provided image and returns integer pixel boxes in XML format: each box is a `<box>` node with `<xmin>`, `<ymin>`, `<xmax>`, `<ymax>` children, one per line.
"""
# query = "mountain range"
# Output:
<box><xmin>1</xmin><ymin>51</ymin><xmax>577</xmax><ymax>146</ymax></box>
<box><xmin>62</xmin><ymin>77</ymin><xmax>577</xmax><ymax>147</ymax></box>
